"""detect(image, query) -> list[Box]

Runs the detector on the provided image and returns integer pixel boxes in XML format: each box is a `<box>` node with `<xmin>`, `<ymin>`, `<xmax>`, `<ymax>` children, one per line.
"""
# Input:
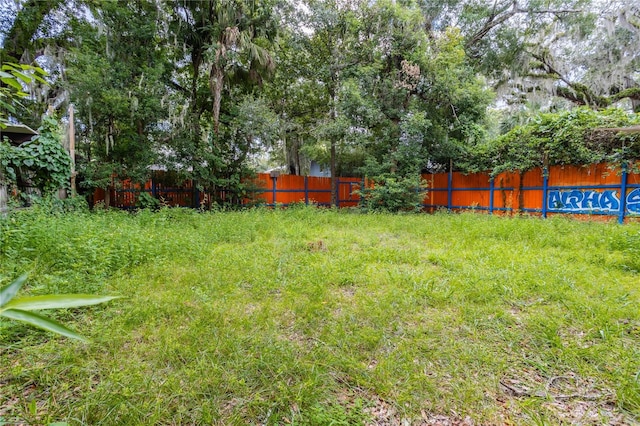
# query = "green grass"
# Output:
<box><xmin>1</xmin><ymin>207</ymin><xmax>639</xmax><ymax>425</ymax></box>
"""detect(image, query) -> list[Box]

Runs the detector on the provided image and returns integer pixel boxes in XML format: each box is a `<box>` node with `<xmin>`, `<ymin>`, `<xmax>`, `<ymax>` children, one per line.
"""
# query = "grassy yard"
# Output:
<box><xmin>0</xmin><ymin>207</ymin><xmax>639</xmax><ymax>425</ymax></box>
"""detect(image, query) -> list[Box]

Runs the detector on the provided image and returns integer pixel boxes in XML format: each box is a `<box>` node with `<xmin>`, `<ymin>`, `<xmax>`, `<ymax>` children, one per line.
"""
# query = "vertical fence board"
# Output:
<box><xmin>451</xmin><ymin>171</ymin><xmax>492</xmax><ymax>211</ymax></box>
<box><xmin>306</xmin><ymin>176</ymin><xmax>332</xmax><ymax>205</ymax></box>
<box><xmin>91</xmin><ymin>165</ymin><xmax>639</xmax><ymax>222</ymax></box>
<box><xmin>492</xmin><ymin>170</ymin><xmax>518</xmax><ymax>214</ymax></box>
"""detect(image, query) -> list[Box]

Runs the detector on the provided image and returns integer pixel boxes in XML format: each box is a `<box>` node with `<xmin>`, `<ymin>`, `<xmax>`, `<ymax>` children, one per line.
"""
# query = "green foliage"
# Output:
<box><xmin>0</xmin><ymin>136</ymin><xmax>20</xmax><ymax>183</ymax></box>
<box><xmin>17</xmin><ymin>116</ymin><xmax>71</xmax><ymax>192</ymax></box>
<box><xmin>162</xmin><ymin>0</ymin><xmax>280</xmax><ymax>206</ymax></box>
<box><xmin>468</xmin><ymin>107</ymin><xmax>640</xmax><ymax>175</ymax></box>
<box><xmin>184</xmin><ymin>96</ymin><xmax>281</xmax><ymax>207</ymax></box>
<box><xmin>136</xmin><ymin>192</ymin><xmax>160</xmax><ymax>210</ymax></box>
<box><xmin>0</xmin><ymin>274</ymin><xmax>119</xmax><ymax>341</ymax></box>
<box><xmin>1</xmin><ymin>115</ymin><xmax>71</xmax><ymax>197</ymax></box>
<box><xmin>274</xmin><ymin>1</ymin><xmax>492</xmax><ymax>205</ymax></box>
<box><xmin>357</xmin><ymin>112</ymin><xmax>429</xmax><ymax>212</ymax></box>
<box><xmin>0</xmin><ymin>62</ymin><xmax>47</xmax><ymax>127</ymax></box>
<box><xmin>66</xmin><ymin>1</ymin><xmax>169</xmax><ymax>191</ymax></box>
<box><xmin>24</xmin><ymin>193</ymin><xmax>89</xmax><ymax>215</ymax></box>
<box><xmin>6</xmin><ymin>0</ymin><xmax>638</xmax><ymax>212</ymax></box>
<box><xmin>357</xmin><ymin>171</ymin><xmax>426</xmax><ymax>213</ymax></box>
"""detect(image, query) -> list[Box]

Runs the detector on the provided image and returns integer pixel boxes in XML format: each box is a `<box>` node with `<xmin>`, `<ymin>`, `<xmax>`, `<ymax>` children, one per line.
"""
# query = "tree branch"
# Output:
<box><xmin>465</xmin><ymin>2</ymin><xmax>581</xmax><ymax>50</ymax></box>
<box><xmin>165</xmin><ymin>78</ymin><xmax>190</xmax><ymax>95</ymax></box>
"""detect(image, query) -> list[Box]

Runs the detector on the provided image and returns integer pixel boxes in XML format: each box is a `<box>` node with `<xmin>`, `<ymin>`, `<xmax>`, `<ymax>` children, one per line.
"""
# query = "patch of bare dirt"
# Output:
<box><xmin>499</xmin><ymin>369</ymin><xmax>634</xmax><ymax>425</ymax></box>
<box><xmin>364</xmin><ymin>395</ymin><xmax>474</xmax><ymax>426</ymax></box>
<box><xmin>332</xmin><ymin>384</ymin><xmax>475</xmax><ymax>426</ymax></box>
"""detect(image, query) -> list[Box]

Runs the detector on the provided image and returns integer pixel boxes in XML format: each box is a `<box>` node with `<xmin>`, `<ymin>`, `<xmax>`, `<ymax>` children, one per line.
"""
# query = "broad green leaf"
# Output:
<box><xmin>0</xmin><ymin>77</ymin><xmax>22</xmax><ymax>90</ymax></box>
<box><xmin>2</xmin><ymin>294</ymin><xmax>120</xmax><ymax>311</ymax></box>
<box><xmin>33</xmin><ymin>74</ymin><xmax>48</xmax><ymax>84</ymax></box>
<box><xmin>13</xmin><ymin>71</ymin><xmax>33</xmax><ymax>84</ymax></box>
<box><xmin>0</xmin><ymin>274</ymin><xmax>27</xmax><ymax>307</ymax></box>
<box><xmin>0</xmin><ymin>71</ymin><xmax>12</xmax><ymax>79</ymax></box>
<box><xmin>0</xmin><ymin>102</ymin><xmax>16</xmax><ymax>113</ymax></box>
<box><xmin>1</xmin><ymin>309</ymin><xmax>87</xmax><ymax>341</ymax></box>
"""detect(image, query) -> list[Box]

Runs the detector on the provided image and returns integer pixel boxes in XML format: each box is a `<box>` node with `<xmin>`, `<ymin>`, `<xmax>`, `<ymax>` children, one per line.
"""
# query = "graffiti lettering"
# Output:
<box><xmin>548</xmin><ymin>190</ymin><xmax>620</xmax><ymax>213</ymax></box>
<box><xmin>627</xmin><ymin>188</ymin><xmax>640</xmax><ymax>214</ymax></box>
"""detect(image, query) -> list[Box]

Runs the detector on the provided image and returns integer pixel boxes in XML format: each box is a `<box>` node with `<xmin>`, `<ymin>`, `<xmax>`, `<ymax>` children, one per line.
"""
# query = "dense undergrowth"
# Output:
<box><xmin>0</xmin><ymin>206</ymin><xmax>639</xmax><ymax>425</ymax></box>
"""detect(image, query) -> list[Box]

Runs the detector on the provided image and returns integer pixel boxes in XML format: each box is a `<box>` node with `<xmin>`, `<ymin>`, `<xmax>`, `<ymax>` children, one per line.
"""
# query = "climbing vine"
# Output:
<box><xmin>0</xmin><ymin>116</ymin><xmax>71</xmax><ymax>194</ymax></box>
<box><xmin>467</xmin><ymin>107</ymin><xmax>640</xmax><ymax>176</ymax></box>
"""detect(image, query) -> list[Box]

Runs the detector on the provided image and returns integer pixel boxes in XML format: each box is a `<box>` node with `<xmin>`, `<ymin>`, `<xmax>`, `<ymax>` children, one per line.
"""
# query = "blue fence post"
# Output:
<box><xmin>619</xmin><ymin>164</ymin><xmax>628</xmax><ymax>224</ymax></box>
<box><xmin>304</xmin><ymin>176</ymin><xmax>309</xmax><ymax>205</ymax></box>
<box><xmin>151</xmin><ymin>176</ymin><xmax>157</xmax><ymax>198</ymax></box>
<box><xmin>489</xmin><ymin>177</ymin><xmax>494</xmax><ymax>215</ymax></box>
<box><xmin>335</xmin><ymin>179</ymin><xmax>340</xmax><ymax>208</ymax></box>
<box><xmin>447</xmin><ymin>169</ymin><xmax>453</xmax><ymax>211</ymax></box>
<box><xmin>541</xmin><ymin>167</ymin><xmax>549</xmax><ymax>218</ymax></box>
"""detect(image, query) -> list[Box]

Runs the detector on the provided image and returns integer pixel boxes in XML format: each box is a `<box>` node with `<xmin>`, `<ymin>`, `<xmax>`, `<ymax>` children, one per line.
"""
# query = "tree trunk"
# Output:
<box><xmin>210</xmin><ymin>64</ymin><xmax>224</xmax><ymax>135</ymax></box>
<box><xmin>69</xmin><ymin>104</ymin><xmax>76</xmax><ymax>195</ymax></box>
<box><xmin>0</xmin><ymin>179</ymin><xmax>7</xmax><ymax>215</ymax></box>
<box><xmin>294</xmin><ymin>137</ymin><xmax>301</xmax><ymax>175</ymax></box>
<box><xmin>286</xmin><ymin>134</ymin><xmax>301</xmax><ymax>175</ymax></box>
<box><xmin>331</xmin><ymin>138</ymin><xmax>337</xmax><ymax>206</ymax></box>
<box><xmin>105</xmin><ymin>186</ymin><xmax>111</xmax><ymax>208</ymax></box>
<box><xmin>624</xmin><ymin>78</ymin><xmax>640</xmax><ymax>113</ymax></box>
<box><xmin>329</xmin><ymin>82</ymin><xmax>338</xmax><ymax>207</ymax></box>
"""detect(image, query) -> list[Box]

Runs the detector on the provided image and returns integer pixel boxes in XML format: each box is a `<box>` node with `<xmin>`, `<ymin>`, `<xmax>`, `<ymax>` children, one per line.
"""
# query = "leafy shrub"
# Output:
<box><xmin>136</xmin><ymin>192</ymin><xmax>160</xmax><ymax>210</ymax></box>
<box><xmin>467</xmin><ymin>107</ymin><xmax>640</xmax><ymax>175</ymax></box>
<box><xmin>357</xmin><ymin>173</ymin><xmax>426</xmax><ymax>212</ymax></box>
<box><xmin>7</xmin><ymin>116</ymin><xmax>72</xmax><ymax>193</ymax></box>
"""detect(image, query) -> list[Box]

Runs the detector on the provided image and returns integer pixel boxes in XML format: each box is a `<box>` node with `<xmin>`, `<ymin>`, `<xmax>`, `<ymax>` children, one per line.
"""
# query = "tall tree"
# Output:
<box><xmin>0</xmin><ymin>0</ymin><xmax>66</xmax><ymax>64</ymax></box>
<box><xmin>297</xmin><ymin>0</ymin><xmax>364</xmax><ymax>205</ymax></box>
<box><xmin>66</xmin><ymin>1</ymin><xmax>170</xmax><ymax>190</ymax></box>
<box><xmin>444</xmin><ymin>0</ymin><xmax>640</xmax><ymax>112</ymax></box>
<box><xmin>161</xmin><ymin>0</ymin><xmax>281</xmax><ymax>206</ymax></box>
<box><xmin>169</xmin><ymin>0</ymin><xmax>277</xmax><ymax>135</ymax></box>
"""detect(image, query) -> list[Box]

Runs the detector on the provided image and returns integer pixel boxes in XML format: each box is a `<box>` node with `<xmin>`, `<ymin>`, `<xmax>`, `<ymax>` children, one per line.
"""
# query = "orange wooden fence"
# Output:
<box><xmin>94</xmin><ymin>163</ymin><xmax>640</xmax><ymax>223</ymax></box>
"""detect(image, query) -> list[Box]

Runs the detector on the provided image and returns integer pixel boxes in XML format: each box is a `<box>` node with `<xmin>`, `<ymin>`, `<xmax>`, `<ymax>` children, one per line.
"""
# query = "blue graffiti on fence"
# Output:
<box><xmin>627</xmin><ymin>188</ymin><xmax>640</xmax><ymax>214</ymax></box>
<box><xmin>547</xmin><ymin>189</ymin><xmax>620</xmax><ymax>213</ymax></box>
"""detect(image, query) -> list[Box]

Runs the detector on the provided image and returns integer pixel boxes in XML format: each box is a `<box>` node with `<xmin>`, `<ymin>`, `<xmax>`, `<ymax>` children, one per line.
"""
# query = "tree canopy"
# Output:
<box><xmin>1</xmin><ymin>0</ymin><xmax>638</xmax><ymax>208</ymax></box>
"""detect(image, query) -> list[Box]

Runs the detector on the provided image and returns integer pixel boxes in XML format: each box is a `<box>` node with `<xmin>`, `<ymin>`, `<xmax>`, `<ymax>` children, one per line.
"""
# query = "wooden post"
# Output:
<box><xmin>69</xmin><ymin>104</ymin><xmax>77</xmax><ymax>195</ymax></box>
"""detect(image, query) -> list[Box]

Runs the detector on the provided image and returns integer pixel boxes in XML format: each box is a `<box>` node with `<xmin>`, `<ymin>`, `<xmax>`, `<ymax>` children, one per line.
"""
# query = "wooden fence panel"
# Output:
<box><xmin>493</xmin><ymin>170</ymin><xmax>520</xmax><ymax>214</ymax></box>
<box><xmin>422</xmin><ymin>173</ymin><xmax>448</xmax><ymax>211</ymax></box>
<box><xmin>306</xmin><ymin>176</ymin><xmax>332</xmax><ymax>205</ymax></box>
<box><xmin>451</xmin><ymin>171</ymin><xmax>491</xmax><ymax>211</ymax></box>
<box><xmin>251</xmin><ymin>174</ymin><xmax>271</xmax><ymax>205</ymax></box>
<box><xmin>276</xmin><ymin>174</ymin><xmax>306</xmax><ymax>204</ymax></box>
<box><xmin>337</xmin><ymin>177</ymin><xmax>362</xmax><ymax>207</ymax></box>
<box><xmin>93</xmin><ymin>163</ymin><xmax>640</xmax><ymax>222</ymax></box>
<box><xmin>519</xmin><ymin>169</ymin><xmax>543</xmax><ymax>215</ymax></box>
